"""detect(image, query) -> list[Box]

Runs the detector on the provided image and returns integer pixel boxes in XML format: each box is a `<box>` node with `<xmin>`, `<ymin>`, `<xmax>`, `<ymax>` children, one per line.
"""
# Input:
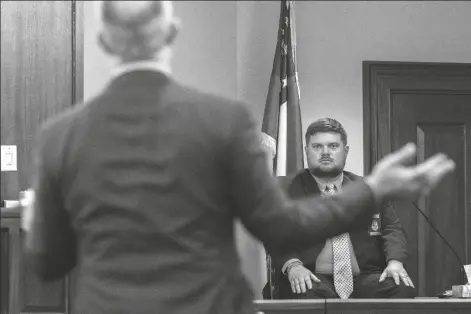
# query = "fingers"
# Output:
<box><xmin>291</xmin><ymin>274</ymin><xmax>319</xmax><ymax>294</ymax></box>
<box><xmin>380</xmin><ymin>268</ymin><xmax>416</xmax><ymax>289</ymax></box>
<box><xmin>423</xmin><ymin>159</ymin><xmax>455</xmax><ymax>188</ymax></box>
<box><xmin>290</xmin><ymin>278</ymin><xmax>299</xmax><ymax>293</ymax></box>
<box><xmin>291</xmin><ymin>278</ymin><xmax>301</xmax><ymax>294</ymax></box>
<box><xmin>380</xmin><ymin>143</ymin><xmax>417</xmax><ymax>168</ymax></box>
<box><xmin>399</xmin><ymin>273</ymin><xmax>410</xmax><ymax>287</ymax></box>
<box><xmin>414</xmin><ymin>154</ymin><xmax>455</xmax><ymax>196</ymax></box>
<box><xmin>392</xmin><ymin>273</ymin><xmax>400</xmax><ymax>285</ymax></box>
<box><xmin>399</xmin><ymin>272</ymin><xmax>415</xmax><ymax>288</ymax></box>
<box><xmin>311</xmin><ymin>273</ymin><xmax>321</xmax><ymax>283</ymax></box>
<box><xmin>305</xmin><ymin>276</ymin><xmax>313</xmax><ymax>290</ymax></box>
<box><xmin>401</xmin><ymin>271</ymin><xmax>415</xmax><ymax>288</ymax></box>
<box><xmin>379</xmin><ymin>270</ymin><xmax>387</xmax><ymax>283</ymax></box>
<box><xmin>414</xmin><ymin>153</ymin><xmax>449</xmax><ymax>175</ymax></box>
<box><xmin>299</xmin><ymin>279</ymin><xmax>307</xmax><ymax>293</ymax></box>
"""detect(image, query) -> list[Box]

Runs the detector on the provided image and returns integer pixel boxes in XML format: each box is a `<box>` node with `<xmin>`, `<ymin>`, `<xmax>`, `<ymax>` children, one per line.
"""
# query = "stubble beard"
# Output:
<box><xmin>310</xmin><ymin>166</ymin><xmax>343</xmax><ymax>178</ymax></box>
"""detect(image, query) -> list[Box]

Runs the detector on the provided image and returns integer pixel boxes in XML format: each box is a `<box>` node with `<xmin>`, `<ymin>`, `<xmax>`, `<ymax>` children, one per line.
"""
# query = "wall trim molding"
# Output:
<box><xmin>72</xmin><ymin>0</ymin><xmax>84</xmax><ymax>105</ymax></box>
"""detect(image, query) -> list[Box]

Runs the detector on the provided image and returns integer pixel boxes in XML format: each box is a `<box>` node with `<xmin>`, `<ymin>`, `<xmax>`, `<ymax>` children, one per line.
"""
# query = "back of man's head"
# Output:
<box><xmin>96</xmin><ymin>1</ymin><xmax>179</xmax><ymax>61</ymax></box>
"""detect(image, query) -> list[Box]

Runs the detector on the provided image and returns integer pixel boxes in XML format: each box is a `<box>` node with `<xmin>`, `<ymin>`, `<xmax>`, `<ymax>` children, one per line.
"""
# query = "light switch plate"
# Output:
<box><xmin>1</xmin><ymin>145</ymin><xmax>18</xmax><ymax>171</ymax></box>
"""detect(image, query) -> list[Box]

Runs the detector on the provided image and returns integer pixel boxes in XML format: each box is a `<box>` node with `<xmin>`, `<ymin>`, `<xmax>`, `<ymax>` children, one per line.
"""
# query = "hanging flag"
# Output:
<box><xmin>260</xmin><ymin>0</ymin><xmax>304</xmax><ymax>299</ymax></box>
<box><xmin>261</xmin><ymin>0</ymin><xmax>304</xmax><ymax>177</ymax></box>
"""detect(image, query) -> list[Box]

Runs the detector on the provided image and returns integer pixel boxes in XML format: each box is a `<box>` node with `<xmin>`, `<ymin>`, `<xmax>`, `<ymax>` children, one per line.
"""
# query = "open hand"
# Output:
<box><xmin>366</xmin><ymin>143</ymin><xmax>455</xmax><ymax>202</ymax></box>
<box><xmin>287</xmin><ymin>264</ymin><xmax>320</xmax><ymax>294</ymax></box>
<box><xmin>379</xmin><ymin>260</ymin><xmax>415</xmax><ymax>288</ymax></box>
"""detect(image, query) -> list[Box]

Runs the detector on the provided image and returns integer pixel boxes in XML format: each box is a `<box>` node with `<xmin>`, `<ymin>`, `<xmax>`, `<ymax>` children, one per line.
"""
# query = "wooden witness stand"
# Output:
<box><xmin>3</xmin><ymin>205</ymin><xmax>470</xmax><ymax>314</ymax></box>
<box><xmin>1</xmin><ymin>206</ymin><xmax>76</xmax><ymax>314</ymax></box>
<box><xmin>254</xmin><ymin>299</ymin><xmax>471</xmax><ymax>314</ymax></box>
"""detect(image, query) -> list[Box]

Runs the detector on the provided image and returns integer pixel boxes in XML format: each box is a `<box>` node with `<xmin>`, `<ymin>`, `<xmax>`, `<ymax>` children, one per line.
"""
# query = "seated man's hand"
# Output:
<box><xmin>379</xmin><ymin>260</ymin><xmax>415</xmax><ymax>288</ymax></box>
<box><xmin>287</xmin><ymin>264</ymin><xmax>320</xmax><ymax>294</ymax></box>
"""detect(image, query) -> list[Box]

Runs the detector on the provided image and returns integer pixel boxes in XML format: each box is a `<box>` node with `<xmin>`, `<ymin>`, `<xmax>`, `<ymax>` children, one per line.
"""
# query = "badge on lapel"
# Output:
<box><xmin>369</xmin><ymin>214</ymin><xmax>382</xmax><ymax>236</ymax></box>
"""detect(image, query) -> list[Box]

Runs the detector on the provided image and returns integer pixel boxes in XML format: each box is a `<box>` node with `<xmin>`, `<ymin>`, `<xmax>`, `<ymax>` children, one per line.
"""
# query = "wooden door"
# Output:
<box><xmin>0</xmin><ymin>1</ymin><xmax>83</xmax><ymax>313</ymax></box>
<box><xmin>363</xmin><ymin>62</ymin><xmax>471</xmax><ymax>297</ymax></box>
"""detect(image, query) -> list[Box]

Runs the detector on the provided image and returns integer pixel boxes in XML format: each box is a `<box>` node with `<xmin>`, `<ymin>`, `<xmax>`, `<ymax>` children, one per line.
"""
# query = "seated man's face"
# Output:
<box><xmin>305</xmin><ymin>132</ymin><xmax>349</xmax><ymax>178</ymax></box>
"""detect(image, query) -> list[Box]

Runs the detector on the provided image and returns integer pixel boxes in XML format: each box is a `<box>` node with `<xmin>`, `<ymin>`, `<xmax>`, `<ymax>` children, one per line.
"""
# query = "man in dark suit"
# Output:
<box><xmin>23</xmin><ymin>2</ymin><xmax>454</xmax><ymax>314</ymax></box>
<box><xmin>270</xmin><ymin>118</ymin><xmax>416</xmax><ymax>299</ymax></box>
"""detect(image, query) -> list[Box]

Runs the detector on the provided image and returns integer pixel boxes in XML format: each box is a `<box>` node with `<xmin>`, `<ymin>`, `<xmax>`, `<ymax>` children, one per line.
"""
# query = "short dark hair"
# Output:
<box><xmin>305</xmin><ymin>118</ymin><xmax>348</xmax><ymax>145</ymax></box>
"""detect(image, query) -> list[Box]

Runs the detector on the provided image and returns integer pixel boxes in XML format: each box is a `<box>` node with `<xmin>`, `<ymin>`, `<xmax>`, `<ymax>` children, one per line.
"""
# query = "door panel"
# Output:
<box><xmin>1</xmin><ymin>0</ymin><xmax>77</xmax><ymax>200</ymax></box>
<box><xmin>1</xmin><ymin>1</ymin><xmax>83</xmax><ymax>313</ymax></box>
<box><xmin>1</xmin><ymin>212</ymin><xmax>72</xmax><ymax>314</ymax></box>
<box><xmin>392</xmin><ymin>95</ymin><xmax>470</xmax><ymax>296</ymax></box>
<box><xmin>1</xmin><ymin>227</ymin><xmax>11</xmax><ymax>314</ymax></box>
<box><xmin>1</xmin><ymin>214</ymin><xmax>21</xmax><ymax>314</ymax></box>
<box><xmin>363</xmin><ymin>62</ymin><xmax>471</xmax><ymax>297</ymax></box>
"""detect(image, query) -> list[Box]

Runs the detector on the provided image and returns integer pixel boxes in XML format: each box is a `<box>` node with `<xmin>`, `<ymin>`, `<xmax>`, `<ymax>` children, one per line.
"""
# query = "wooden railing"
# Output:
<box><xmin>253</xmin><ymin>299</ymin><xmax>471</xmax><ymax>314</ymax></box>
<box><xmin>1</xmin><ymin>207</ymin><xmax>72</xmax><ymax>314</ymax></box>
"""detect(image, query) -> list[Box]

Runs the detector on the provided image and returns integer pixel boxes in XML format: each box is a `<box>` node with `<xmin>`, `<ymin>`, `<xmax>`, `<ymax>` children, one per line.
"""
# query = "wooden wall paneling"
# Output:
<box><xmin>1</xmin><ymin>213</ymin><xmax>21</xmax><ymax>314</ymax></box>
<box><xmin>363</xmin><ymin>62</ymin><xmax>471</xmax><ymax>296</ymax></box>
<box><xmin>73</xmin><ymin>0</ymin><xmax>84</xmax><ymax>104</ymax></box>
<box><xmin>1</xmin><ymin>1</ymin><xmax>73</xmax><ymax>200</ymax></box>
<box><xmin>1</xmin><ymin>227</ymin><xmax>11</xmax><ymax>314</ymax></box>
<box><xmin>253</xmin><ymin>299</ymin><xmax>471</xmax><ymax>314</ymax></box>
<box><xmin>416</xmin><ymin>123</ymin><xmax>466</xmax><ymax>295</ymax></box>
<box><xmin>1</xmin><ymin>0</ymin><xmax>84</xmax><ymax>313</ymax></box>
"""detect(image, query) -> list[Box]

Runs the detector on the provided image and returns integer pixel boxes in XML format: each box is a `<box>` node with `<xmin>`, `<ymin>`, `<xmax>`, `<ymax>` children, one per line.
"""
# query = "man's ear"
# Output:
<box><xmin>165</xmin><ymin>18</ymin><xmax>180</xmax><ymax>46</ymax></box>
<box><xmin>344</xmin><ymin>144</ymin><xmax>350</xmax><ymax>156</ymax></box>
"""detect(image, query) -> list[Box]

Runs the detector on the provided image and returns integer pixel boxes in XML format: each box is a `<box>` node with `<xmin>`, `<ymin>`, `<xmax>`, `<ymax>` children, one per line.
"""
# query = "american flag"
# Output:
<box><xmin>261</xmin><ymin>0</ymin><xmax>304</xmax><ymax>177</ymax></box>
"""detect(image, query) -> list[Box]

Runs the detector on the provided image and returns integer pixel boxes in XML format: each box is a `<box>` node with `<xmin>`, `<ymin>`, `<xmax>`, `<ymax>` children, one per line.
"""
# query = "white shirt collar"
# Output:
<box><xmin>310</xmin><ymin>171</ymin><xmax>344</xmax><ymax>192</ymax></box>
<box><xmin>111</xmin><ymin>60</ymin><xmax>172</xmax><ymax>79</ymax></box>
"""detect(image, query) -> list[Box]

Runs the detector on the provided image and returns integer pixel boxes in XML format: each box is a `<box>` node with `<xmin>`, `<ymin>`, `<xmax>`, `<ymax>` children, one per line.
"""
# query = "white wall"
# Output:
<box><xmin>238</xmin><ymin>0</ymin><xmax>471</xmax><ymax>176</ymax></box>
<box><xmin>84</xmin><ymin>1</ymin><xmax>237</xmax><ymax>100</ymax></box>
<box><xmin>83</xmin><ymin>0</ymin><xmax>471</xmax><ymax>299</ymax></box>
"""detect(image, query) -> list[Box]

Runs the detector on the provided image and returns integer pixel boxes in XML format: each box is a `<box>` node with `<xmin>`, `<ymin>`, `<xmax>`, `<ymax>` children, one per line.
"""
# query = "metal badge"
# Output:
<box><xmin>369</xmin><ymin>214</ymin><xmax>382</xmax><ymax>236</ymax></box>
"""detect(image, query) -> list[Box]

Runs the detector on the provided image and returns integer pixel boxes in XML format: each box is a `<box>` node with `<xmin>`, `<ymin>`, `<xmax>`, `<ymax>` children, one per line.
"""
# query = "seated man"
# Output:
<box><xmin>270</xmin><ymin>118</ymin><xmax>416</xmax><ymax>299</ymax></box>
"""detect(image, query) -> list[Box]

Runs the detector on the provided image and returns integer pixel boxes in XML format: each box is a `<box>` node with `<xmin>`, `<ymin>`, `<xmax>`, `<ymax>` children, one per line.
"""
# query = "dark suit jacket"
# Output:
<box><xmin>271</xmin><ymin>170</ymin><xmax>408</xmax><ymax>298</ymax></box>
<box><xmin>27</xmin><ymin>70</ymin><xmax>380</xmax><ymax>314</ymax></box>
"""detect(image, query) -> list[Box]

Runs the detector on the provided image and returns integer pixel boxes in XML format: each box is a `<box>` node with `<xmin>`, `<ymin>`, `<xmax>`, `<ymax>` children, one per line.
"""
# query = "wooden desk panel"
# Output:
<box><xmin>1</xmin><ymin>208</ymin><xmax>73</xmax><ymax>314</ymax></box>
<box><xmin>254</xmin><ymin>300</ymin><xmax>325</xmax><ymax>314</ymax></box>
<box><xmin>325</xmin><ymin>299</ymin><xmax>471</xmax><ymax>314</ymax></box>
<box><xmin>254</xmin><ymin>299</ymin><xmax>471</xmax><ymax>314</ymax></box>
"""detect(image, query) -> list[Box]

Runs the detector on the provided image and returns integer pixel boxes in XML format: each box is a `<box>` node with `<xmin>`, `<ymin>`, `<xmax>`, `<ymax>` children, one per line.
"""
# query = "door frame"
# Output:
<box><xmin>363</xmin><ymin>61</ymin><xmax>471</xmax><ymax>173</ymax></box>
<box><xmin>362</xmin><ymin>61</ymin><xmax>471</xmax><ymax>295</ymax></box>
<box><xmin>73</xmin><ymin>0</ymin><xmax>84</xmax><ymax>105</ymax></box>
<box><xmin>68</xmin><ymin>3</ymin><xmax>83</xmax><ymax>313</ymax></box>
